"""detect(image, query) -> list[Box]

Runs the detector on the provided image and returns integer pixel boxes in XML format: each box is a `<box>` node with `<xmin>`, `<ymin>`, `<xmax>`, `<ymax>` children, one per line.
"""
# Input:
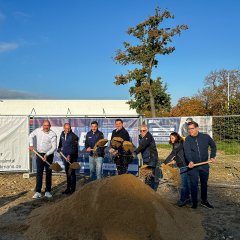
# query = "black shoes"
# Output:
<box><xmin>201</xmin><ymin>200</ymin><xmax>214</xmax><ymax>209</ymax></box>
<box><xmin>177</xmin><ymin>198</ymin><xmax>191</xmax><ymax>207</ymax></box>
<box><xmin>191</xmin><ymin>201</ymin><xmax>214</xmax><ymax>209</ymax></box>
<box><xmin>62</xmin><ymin>189</ymin><xmax>73</xmax><ymax>194</ymax></box>
<box><xmin>191</xmin><ymin>203</ymin><xmax>198</xmax><ymax>209</ymax></box>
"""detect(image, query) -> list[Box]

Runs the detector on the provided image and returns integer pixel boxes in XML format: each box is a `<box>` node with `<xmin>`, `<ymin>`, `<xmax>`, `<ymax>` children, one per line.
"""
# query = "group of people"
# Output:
<box><xmin>162</xmin><ymin>121</ymin><xmax>216</xmax><ymax>209</ymax></box>
<box><xmin>29</xmin><ymin>119</ymin><xmax>217</xmax><ymax>210</ymax></box>
<box><xmin>29</xmin><ymin>119</ymin><xmax>143</xmax><ymax>198</ymax></box>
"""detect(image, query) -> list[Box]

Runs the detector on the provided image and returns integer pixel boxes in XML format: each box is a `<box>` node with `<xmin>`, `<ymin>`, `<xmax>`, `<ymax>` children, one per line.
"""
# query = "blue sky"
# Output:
<box><xmin>0</xmin><ymin>0</ymin><xmax>239</xmax><ymax>105</ymax></box>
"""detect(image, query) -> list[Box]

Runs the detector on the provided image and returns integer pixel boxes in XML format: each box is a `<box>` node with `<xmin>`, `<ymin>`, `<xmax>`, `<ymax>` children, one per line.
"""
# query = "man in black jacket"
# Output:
<box><xmin>184</xmin><ymin>121</ymin><xmax>216</xmax><ymax>209</ymax></box>
<box><xmin>110</xmin><ymin>119</ymin><xmax>130</xmax><ymax>175</ymax></box>
<box><xmin>58</xmin><ymin>123</ymin><xmax>79</xmax><ymax>194</ymax></box>
<box><xmin>134</xmin><ymin>124</ymin><xmax>159</xmax><ymax>190</ymax></box>
<box><xmin>85</xmin><ymin>121</ymin><xmax>105</xmax><ymax>180</ymax></box>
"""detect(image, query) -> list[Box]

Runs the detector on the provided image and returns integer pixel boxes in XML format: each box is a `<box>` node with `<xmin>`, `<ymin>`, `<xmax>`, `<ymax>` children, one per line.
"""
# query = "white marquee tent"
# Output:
<box><xmin>0</xmin><ymin>100</ymin><xmax>139</xmax><ymax>117</ymax></box>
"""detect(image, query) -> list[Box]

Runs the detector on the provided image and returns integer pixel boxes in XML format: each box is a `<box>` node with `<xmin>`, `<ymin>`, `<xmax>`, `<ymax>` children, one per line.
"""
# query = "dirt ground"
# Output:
<box><xmin>0</xmin><ymin>151</ymin><xmax>240</xmax><ymax>240</ymax></box>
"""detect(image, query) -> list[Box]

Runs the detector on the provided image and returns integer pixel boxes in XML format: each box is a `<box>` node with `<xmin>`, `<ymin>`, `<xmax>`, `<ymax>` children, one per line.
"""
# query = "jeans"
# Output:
<box><xmin>179</xmin><ymin>167</ymin><xmax>190</xmax><ymax>202</ymax></box>
<box><xmin>89</xmin><ymin>156</ymin><xmax>103</xmax><ymax>180</ymax></box>
<box><xmin>64</xmin><ymin>159</ymin><xmax>77</xmax><ymax>192</ymax></box>
<box><xmin>188</xmin><ymin>166</ymin><xmax>209</xmax><ymax>205</ymax></box>
<box><xmin>36</xmin><ymin>153</ymin><xmax>53</xmax><ymax>193</ymax></box>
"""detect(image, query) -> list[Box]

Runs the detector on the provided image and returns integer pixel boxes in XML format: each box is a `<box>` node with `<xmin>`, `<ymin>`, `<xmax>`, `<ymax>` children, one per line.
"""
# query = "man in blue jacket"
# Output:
<box><xmin>184</xmin><ymin>121</ymin><xmax>216</xmax><ymax>209</ymax></box>
<box><xmin>58</xmin><ymin>123</ymin><xmax>79</xmax><ymax>194</ymax></box>
<box><xmin>85</xmin><ymin>121</ymin><xmax>105</xmax><ymax>180</ymax></box>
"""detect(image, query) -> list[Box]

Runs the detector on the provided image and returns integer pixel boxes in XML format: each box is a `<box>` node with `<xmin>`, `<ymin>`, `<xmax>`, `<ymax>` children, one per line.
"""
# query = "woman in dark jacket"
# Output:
<box><xmin>162</xmin><ymin>132</ymin><xmax>190</xmax><ymax>207</ymax></box>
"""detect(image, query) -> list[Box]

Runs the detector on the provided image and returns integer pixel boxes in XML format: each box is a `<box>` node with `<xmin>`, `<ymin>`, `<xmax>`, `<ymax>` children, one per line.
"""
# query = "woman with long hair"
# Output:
<box><xmin>161</xmin><ymin>132</ymin><xmax>190</xmax><ymax>207</ymax></box>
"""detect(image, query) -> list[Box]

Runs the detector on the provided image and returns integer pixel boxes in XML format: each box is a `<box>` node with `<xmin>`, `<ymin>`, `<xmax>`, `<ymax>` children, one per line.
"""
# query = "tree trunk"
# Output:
<box><xmin>147</xmin><ymin>58</ymin><xmax>156</xmax><ymax>117</ymax></box>
<box><xmin>149</xmin><ymin>86</ymin><xmax>156</xmax><ymax>117</ymax></box>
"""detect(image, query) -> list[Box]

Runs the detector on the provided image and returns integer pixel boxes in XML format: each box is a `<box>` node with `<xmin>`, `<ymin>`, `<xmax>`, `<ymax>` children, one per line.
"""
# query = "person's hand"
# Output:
<box><xmin>43</xmin><ymin>155</ymin><xmax>47</xmax><ymax>161</ymax></box>
<box><xmin>112</xmin><ymin>150</ymin><xmax>118</xmax><ymax>156</ymax></box>
<box><xmin>29</xmin><ymin>146</ymin><xmax>34</xmax><ymax>151</ymax></box>
<box><xmin>66</xmin><ymin>155</ymin><xmax>71</xmax><ymax>162</ymax></box>
<box><xmin>188</xmin><ymin>161</ymin><xmax>194</xmax><ymax>168</ymax></box>
<box><xmin>210</xmin><ymin>158</ymin><xmax>216</xmax><ymax>163</ymax></box>
<box><xmin>86</xmin><ymin>147</ymin><xmax>92</xmax><ymax>152</ymax></box>
<box><xmin>109</xmin><ymin>148</ymin><xmax>115</xmax><ymax>153</ymax></box>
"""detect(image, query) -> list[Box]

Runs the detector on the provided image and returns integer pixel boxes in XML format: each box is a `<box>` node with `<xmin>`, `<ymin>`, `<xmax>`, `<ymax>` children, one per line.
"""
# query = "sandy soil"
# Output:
<box><xmin>0</xmin><ymin>151</ymin><xmax>239</xmax><ymax>240</ymax></box>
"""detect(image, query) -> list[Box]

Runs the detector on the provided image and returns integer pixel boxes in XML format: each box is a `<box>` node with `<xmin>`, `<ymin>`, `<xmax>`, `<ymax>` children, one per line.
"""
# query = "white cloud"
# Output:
<box><xmin>0</xmin><ymin>88</ymin><xmax>51</xmax><ymax>99</ymax></box>
<box><xmin>0</xmin><ymin>42</ymin><xmax>18</xmax><ymax>53</ymax></box>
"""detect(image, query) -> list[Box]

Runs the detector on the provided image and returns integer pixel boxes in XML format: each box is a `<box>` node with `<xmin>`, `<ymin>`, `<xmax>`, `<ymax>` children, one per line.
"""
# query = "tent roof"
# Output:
<box><xmin>0</xmin><ymin>100</ymin><xmax>139</xmax><ymax>117</ymax></box>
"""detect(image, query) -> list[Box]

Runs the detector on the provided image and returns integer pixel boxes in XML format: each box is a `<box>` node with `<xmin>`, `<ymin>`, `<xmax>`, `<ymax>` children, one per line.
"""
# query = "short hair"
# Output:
<box><xmin>42</xmin><ymin>120</ymin><xmax>50</xmax><ymax>126</ymax></box>
<box><xmin>140</xmin><ymin>124</ymin><xmax>148</xmax><ymax>130</ymax></box>
<box><xmin>64</xmin><ymin>123</ymin><xmax>71</xmax><ymax>128</ymax></box>
<box><xmin>115</xmin><ymin>119</ymin><xmax>123</xmax><ymax>124</ymax></box>
<box><xmin>91</xmin><ymin>121</ymin><xmax>98</xmax><ymax>126</ymax></box>
<box><xmin>169</xmin><ymin>132</ymin><xmax>183</xmax><ymax>144</ymax></box>
<box><xmin>187</xmin><ymin>121</ymin><xmax>199</xmax><ymax>128</ymax></box>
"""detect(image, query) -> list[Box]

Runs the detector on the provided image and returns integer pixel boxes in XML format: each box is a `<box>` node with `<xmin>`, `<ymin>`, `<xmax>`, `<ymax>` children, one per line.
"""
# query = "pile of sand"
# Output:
<box><xmin>24</xmin><ymin>174</ymin><xmax>204</xmax><ymax>240</ymax></box>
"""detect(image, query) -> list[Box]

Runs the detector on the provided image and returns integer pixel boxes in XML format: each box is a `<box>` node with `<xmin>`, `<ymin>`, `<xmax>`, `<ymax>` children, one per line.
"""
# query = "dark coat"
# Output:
<box><xmin>58</xmin><ymin>130</ymin><xmax>79</xmax><ymax>159</ymax></box>
<box><xmin>184</xmin><ymin>132</ymin><xmax>216</xmax><ymax>168</ymax></box>
<box><xmin>111</xmin><ymin>127</ymin><xmax>130</xmax><ymax>142</ymax></box>
<box><xmin>134</xmin><ymin>132</ymin><xmax>158</xmax><ymax>168</ymax></box>
<box><xmin>111</xmin><ymin>127</ymin><xmax>130</xmax><ymax>154</ymax></box>
<box><xmin>163</xmin><ymin>142</ymin><xmax>187</xmax><ymax>168</ymax></box>
<box><xmin>85</xmin><ymin>130</ymin><xmax>105</xmax><ymax>157</ymax></box>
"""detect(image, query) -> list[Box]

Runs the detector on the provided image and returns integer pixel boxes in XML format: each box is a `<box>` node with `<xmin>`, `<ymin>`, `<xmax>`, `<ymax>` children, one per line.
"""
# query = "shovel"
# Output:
<box><xmin>59</xmin><ymin>152</ymin><xmax>81</xmax><ymax>170</ymax></box>
<box><xmin>180</xmin><ymin>160</ymin><xmax>214</xmax><ymax>174</ymax></box>
<box><xmin>32</xmin><ymin>149</ymin><xmax>62</xmax><ymax>172</ymax></box>
<box><xmin>192</xmin><ymin>160</ymin><xmax>213</xmax><ymax>167</ymax></box>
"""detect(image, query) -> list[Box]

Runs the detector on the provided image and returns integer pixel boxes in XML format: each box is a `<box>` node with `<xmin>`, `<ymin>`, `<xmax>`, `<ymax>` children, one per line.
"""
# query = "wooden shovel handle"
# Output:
<box><xmin>192</xmin><ymin>160</ymin><xmax>213</xmax><ymax>167</ymax></box>
<box><xmin>32</xmin><ymin>148</ymin><xmax>51</xmax><ymax>166</ymax></box>
<box><xmin>59</xmin><ymin>151</ymin><xmax>71</xmax><ymax>165</ymax></box>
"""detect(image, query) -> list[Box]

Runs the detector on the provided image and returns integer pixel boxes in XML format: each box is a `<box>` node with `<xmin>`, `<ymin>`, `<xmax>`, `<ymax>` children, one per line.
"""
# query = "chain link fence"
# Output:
<box><xmin>212</xmin><ymin>115</ymin><xmax>240</xmax><ymax>182</ymax></box>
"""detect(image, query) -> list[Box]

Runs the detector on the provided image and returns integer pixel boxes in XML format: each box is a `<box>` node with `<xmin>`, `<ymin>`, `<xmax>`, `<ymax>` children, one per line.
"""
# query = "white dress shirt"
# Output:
<box><xmin>29</xmin><ymin>128</ymin><xmax>57</xmax><ymax>156</ymax></box>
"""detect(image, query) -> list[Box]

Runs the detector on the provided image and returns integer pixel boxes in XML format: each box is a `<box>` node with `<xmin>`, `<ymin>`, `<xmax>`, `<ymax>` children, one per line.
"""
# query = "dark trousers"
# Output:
<box><xmin>64</xmin><ymin>159</ymin><xmax>76</xmax><ymax>192</ymax></box>
<box><xmin>188</xmin><ymin>167</ymin><xmax>209</xmax><ymax>205</ymax></box>
<box><xmin>144</xmin><ymin>167</ymin><xmax>161</xmax><ymax>191</ymax></box>
<box><xmin>114</xmin><ymin>155</ymin><xmax>129</xmax><ymax>175</ymax></box>
<box><xmin>36</xmin><ymin>153</ymin><xmax>53</xmax><ymax>193</ymax></box>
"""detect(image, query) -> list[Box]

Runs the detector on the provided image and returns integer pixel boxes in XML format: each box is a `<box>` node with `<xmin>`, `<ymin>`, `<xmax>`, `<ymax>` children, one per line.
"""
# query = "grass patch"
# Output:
<box><xmin>157</xmin><ymin>141</ymin><xmax>240</xmax><ymax>155</ymax></box>
<box><xmin>216</xmin><ymin>141</ymin><xmax>240</xmax><ymax>155</ymax></box>
<box><xmin>156</xmin><ymin>144</ymin><xmax>171</xmax><ymax>150</ymax></box>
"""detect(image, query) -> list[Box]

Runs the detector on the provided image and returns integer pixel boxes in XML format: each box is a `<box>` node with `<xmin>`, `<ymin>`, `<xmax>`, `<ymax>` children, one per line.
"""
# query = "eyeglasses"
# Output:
<box><xmin>140</xmin><ymin>130</ymin><xmax>147</xmax><ymax>132</ymax></box>
<box><xmin>188</xmin><ymin>127</ymin><xmax>195</xmax><ymax>130</ymax></box>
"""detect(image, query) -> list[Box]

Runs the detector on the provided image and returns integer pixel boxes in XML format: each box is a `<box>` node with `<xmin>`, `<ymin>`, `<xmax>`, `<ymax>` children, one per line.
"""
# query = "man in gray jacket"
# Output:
<box><xmin>184</xmin><ymin>121</ymin><xmax>216</xmax><ymax>209</ymax></box>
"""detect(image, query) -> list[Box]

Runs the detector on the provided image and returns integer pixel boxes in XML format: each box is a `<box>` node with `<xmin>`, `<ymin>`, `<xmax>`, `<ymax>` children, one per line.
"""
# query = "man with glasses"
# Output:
<box><xmin>184</xmin><ymin>121</ymin><xmax>216</xmax><ymax>209</ymax></box>
<box><xmin>29</xmin><ymin>120</ymin><xmax>57</xmax><ymax>199</ymax></box>
<box><xmin>134</xmin><ymin>124</ymin><xmax>159</xmax><ymax>190</ymax></box>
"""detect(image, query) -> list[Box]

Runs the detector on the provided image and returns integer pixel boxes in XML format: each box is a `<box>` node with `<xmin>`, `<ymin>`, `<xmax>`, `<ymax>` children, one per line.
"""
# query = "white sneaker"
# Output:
<box><xmin>32</xmin><ymin>192</ymin><xmax>42</xmax><ymax>199</ymax></box>
<box><xmin>44</xmin><ymin>192</ymin><xmax>52</xmax><ymax>198</ymax></box>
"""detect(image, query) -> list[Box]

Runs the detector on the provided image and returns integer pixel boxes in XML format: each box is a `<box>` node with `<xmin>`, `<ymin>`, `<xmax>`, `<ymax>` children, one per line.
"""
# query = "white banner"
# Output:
<box><xmin>147</xmin><ymin>116</ymin><xmax>212</xmax><ymax>144</ymax></box>
<box><xmin>0</xmin><ymin>116</ymin><xmax>29</xmax><ymax>171</ymax></box>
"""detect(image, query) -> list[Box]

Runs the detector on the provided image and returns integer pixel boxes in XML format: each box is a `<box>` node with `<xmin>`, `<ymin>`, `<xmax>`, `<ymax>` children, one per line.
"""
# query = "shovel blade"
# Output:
<box><xmin>50</xmin><ymin>163</ymin><xmax>62</xmax><ymax>172</ymax></box>
<box><xmin>70</xmin><ymin>162</ymin><xmax>81</xmax><ymax>170</ymax></box>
